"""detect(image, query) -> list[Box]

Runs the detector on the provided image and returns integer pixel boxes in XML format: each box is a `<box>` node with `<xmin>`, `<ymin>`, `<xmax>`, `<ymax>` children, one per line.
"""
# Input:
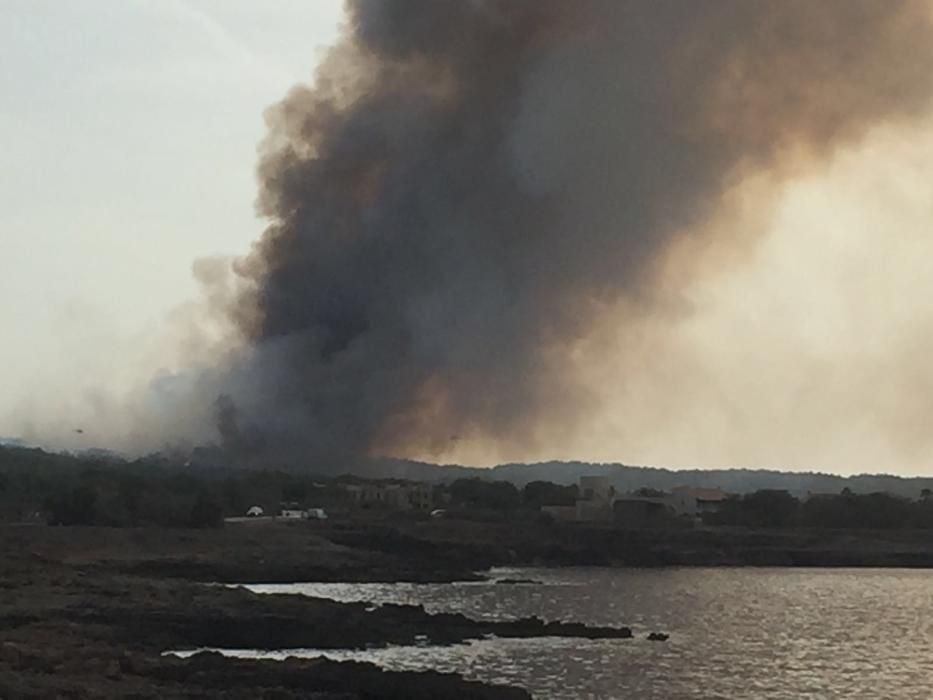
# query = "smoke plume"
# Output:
<box><xmin>188</xmin><ymin>0</ymin><xmax>933</xmax><ymax>464</ymax></box>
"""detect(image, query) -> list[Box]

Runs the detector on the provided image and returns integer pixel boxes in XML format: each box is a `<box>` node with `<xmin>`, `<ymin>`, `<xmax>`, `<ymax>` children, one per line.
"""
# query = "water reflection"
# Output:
<box><xmin>224</xmin><ymin>567</ymin><xmax>933</xmax><ymax>699</ymax></box>
<box><xmin>169</xmin><ymin>637</ymin><xmax>631</xmax><ymax>700</ymax></box>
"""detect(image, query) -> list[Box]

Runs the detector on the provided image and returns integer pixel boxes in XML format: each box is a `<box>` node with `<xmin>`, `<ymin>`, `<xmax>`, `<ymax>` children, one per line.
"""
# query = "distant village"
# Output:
<box><xmin>540</xmin><ymin>476</ymin><xmax>728</xmax><ymax>524</ymax></box>
<box><xmin>3</xmin><ymin>441</ymin><xmax>933</xmax><ymax>531</ymax></box>
<box><xmin>226</xmin><ymin>474</ymin><xmax>730</xmax><ymax>527</ymax></box>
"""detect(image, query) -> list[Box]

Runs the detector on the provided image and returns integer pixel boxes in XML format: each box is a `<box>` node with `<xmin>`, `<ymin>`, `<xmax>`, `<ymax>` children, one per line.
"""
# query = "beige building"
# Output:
<box><xmin>669</xmin><ymin>486</ymin><xmax>729</xmax><ymax>517</ymax></box>
<box><xmin>542</xmin><ymin>476</ymin><xmax>729</xmax><ymax>524</ymax></box>
<box><xmin>575</xmin><ymin>475</ymin><xmax>616</xmax><ymax>522</ymax></box>
<box><xmin>341</xmin><ymin>481</ymin><xmax>436</xmax><ymax>511</ymax></box>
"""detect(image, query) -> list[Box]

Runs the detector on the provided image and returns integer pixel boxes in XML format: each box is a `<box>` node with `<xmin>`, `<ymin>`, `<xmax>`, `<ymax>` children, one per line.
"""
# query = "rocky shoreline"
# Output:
<box><xmin>0</xmin><ymin>522</ymin><xmax>635</xmax><ymax>699</ymax></box>
<box><xmin>5</xmin><ymin>517</ymin><xmax>933</xmax><ymax>698</ymax></box>
<box><xmin>1</xmin><ymin>562</ymin><xmax>542</xmax><ymax>698</ymax></box>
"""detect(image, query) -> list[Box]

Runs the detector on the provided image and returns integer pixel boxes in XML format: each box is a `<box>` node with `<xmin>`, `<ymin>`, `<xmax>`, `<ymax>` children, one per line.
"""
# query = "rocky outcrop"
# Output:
<box><xmin>147</xmin><ymin>653</ymin><xmax>532</xmax><ymax>699</ymax></box>
<box><xmin>0</xmin><ymin>644</ymin><xmax>530</xmax><ymax>699</ymax></box>
<box><xmin>0</xmin><ymin>523</ymin><xmax>634</xmax><ymax>700</ymax></box>
<box><xmin>100</xmin><ymin>595</ymin><xmax>634</xmax><ymax>652</ymax></box>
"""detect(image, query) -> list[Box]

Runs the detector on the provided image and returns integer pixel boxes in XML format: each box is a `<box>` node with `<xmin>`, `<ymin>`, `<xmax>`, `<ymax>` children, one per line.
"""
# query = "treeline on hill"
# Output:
<box><xmin>0</xmin><ymin>446</ymin><xmax>576</xmax><ymax>528</ymax></box>
<box><xmin>704</xmin><ymin>489</ymin><xmax>933</xmax><ymax>530</ymax></box>
<box><xmin>490</xmin><ymin>462</ymin><xmax>933</xmax><ymax>499</ymax></box>
<box><xmin>4</xmin><ymin>445</ymin><xmax>933</xmax><ymax>531</ymax></box>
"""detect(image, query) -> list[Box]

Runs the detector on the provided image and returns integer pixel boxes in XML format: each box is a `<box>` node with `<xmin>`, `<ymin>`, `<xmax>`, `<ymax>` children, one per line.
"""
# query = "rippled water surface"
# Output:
<box><xmin>218</xmin><ymin>568</ymin><xmax>933</xmax><ymax>699</ymax></box>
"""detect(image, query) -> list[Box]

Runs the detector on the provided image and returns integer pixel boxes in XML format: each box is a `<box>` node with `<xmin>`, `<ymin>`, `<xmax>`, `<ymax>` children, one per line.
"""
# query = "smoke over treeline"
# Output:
<box><xmin>193</xmin><ymin>0</ymin><xmax>933</xmax><ymax>464</ymax></box>
<box><xmin>14</xmin><ymin>1</ymin><xmax>933</xmax><ymax>470</ymax></box>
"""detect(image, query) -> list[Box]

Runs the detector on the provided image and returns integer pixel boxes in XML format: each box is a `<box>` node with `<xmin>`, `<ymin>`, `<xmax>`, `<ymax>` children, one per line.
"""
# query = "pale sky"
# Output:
<box><xmin>0</xmin><ymin>0</ymin><xmax>343</xmax><ymax>430</ymax></box>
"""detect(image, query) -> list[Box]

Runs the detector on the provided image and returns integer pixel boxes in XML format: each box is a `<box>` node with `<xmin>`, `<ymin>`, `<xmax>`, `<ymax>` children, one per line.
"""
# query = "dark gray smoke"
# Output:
<box><xmin>211</xmin><ymin>0</ymin><xmax>933</xmax><ymax>462</ymax></box>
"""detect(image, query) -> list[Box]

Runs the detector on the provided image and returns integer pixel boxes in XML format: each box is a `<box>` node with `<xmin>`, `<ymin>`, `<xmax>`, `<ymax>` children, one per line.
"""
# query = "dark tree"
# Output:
<box><xmin>449</xmin><ymin>478</ymin><xmax>520</xmax><ymax>510</ymax></box>
<box><xmin>46</xmin><ymin>485</ymin><xmax>99</xmax><ymax>526</ymax></box>
<box><xmin>189</xmin><ymin>490</ymin><xmax>224</xmax><ymax>529</ymax></box>
<box><xmin>522</xmin><ymin>480</ymin><xmax>577</xmax><ymax>507</ymax></box>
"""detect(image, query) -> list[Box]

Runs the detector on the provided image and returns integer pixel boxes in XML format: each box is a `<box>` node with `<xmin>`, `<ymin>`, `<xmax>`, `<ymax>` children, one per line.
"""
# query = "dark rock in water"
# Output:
<box><xmin>646</xmin><ymin>632</ymin><xmax>669</xmax><ymax>642</ymax></box>
<box><xmin>496</xmin><ymin>617</ymin><xmax>633</xmax><ymax>640</ymax></box>
<box><xmin>153</xmin><ymin>653</ymin><xmax>532</xmax><ymax>699</ymax></box>
<box><xmin>381</xmin><ymin>602</ymin><xmax>426</xmax><ymax>613</ymax></box>
<box><xmin>495</xmin><ymin>578</ymin><xmax>542</xmax><ymax>585</ymax></box>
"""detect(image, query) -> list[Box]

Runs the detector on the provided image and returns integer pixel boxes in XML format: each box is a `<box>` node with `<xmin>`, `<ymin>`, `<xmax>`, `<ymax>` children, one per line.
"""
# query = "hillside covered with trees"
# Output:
<box><xmin>3</xmin><ymin>444</ymin><xmax>933</xmax><ymax>531</ymax></box>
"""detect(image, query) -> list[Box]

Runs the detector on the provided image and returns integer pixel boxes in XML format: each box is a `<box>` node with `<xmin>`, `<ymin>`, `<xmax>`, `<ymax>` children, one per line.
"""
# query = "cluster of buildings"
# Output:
<box><xmin>233</xmin><ymin>474</ymin><xmax>727</xmax><ymax>527</ymax></box>
<box><xmin>241</xmin><ymin>504</ymin><xmax>328</xmax><ymax>521</ymax></box>
<box><xmin>542</xmin><ymin>475</ymin><xmax>729</xmax><ymax>525</ymax></box>
<box><xmin>337</xmin><ymin>481</ymin><xmax>437</xmax><ymax>511</ymax></box>
<box><xmin>237</xmin><ymin>481</ymin><xmax>440</xmax><ymax>522</ymax></box>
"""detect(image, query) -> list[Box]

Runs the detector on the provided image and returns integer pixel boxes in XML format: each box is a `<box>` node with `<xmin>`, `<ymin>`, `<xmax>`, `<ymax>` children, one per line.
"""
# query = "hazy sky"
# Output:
<box><xmin>423</xmin><ymin>117</ymin><xmax>933</xmax><ymax>475</ymax></box>
<box><xmin>0</xmin><ymin>0</ymin><xmax>342</xmax><ymax>427</ymax></box>
<box><xmin>3</xmin><ymin>2</ymin><xmax>933</xmax><ymax>475</ymax></box>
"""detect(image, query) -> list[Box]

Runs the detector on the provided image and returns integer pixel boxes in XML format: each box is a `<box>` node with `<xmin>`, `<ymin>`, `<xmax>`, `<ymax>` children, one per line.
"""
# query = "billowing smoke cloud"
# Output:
<box><xmin>17</xmin><ymin>1</ymin><xmax>932</xmax><ymax>469</ymax></box>
<box><xmin>199</xmin><ymin>0</ymin><xmax>933</xmax><ymax>463</ymax></box>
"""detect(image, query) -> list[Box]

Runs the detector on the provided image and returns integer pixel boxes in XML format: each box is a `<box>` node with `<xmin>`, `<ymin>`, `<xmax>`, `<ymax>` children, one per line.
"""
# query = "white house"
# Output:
<box><xmin>280</xmin><ymin>508</ymin><xmax>307</xmax><ymax>519</ymax></box>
